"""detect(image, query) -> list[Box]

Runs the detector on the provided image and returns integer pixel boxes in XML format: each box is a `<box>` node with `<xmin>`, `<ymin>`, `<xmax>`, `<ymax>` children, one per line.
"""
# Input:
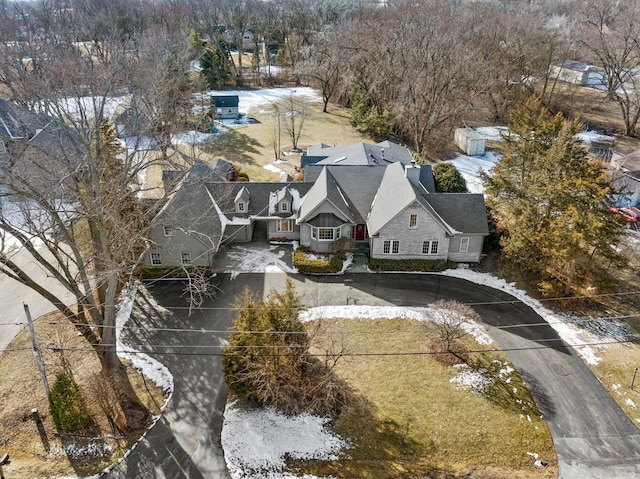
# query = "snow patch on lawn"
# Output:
<box><xmin>447</xmin><ymin>150</ymin><xmax>500</xmax><ymax>193</ymax></box>
<box><xmin>115</xmin><ymin>284</ymin><xmax>174</xmax><ymax>393</ymax></box>
<box><xmin>222</xmin><ymin>402</ymin><xmax>345</xmax><ymax>479</ymax></box>
<box><xmin>441</xmin><ymin>267</ymin><xmax>607</xmax><ymax>365</ymax></box>
<box><xmin>450</xmin><ymin>364</ymin><xmax>491</xmax><ymax>394</ymax></box>
<box><xmin>299</xmin><ymin>305</ymin><xmax>492</xmax><ymax>345</ymax></box>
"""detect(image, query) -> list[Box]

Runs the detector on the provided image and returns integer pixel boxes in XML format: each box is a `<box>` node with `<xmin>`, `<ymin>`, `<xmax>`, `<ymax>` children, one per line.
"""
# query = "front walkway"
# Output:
<box><xmin>211</xmin><ymin>242</ymin><xmax>296</xmax><ymax>276</ymax></box>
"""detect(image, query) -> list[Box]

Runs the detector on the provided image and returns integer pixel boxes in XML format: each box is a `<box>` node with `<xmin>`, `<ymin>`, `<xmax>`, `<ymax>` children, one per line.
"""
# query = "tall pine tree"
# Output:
<box><xmin>483</xmin><ymin>97</ymin><xmax>623</xmax><ymax>295</ymax></box>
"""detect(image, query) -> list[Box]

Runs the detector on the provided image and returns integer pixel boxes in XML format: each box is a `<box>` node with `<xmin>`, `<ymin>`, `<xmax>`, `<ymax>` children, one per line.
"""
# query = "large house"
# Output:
<box><xmin>145</xmin><ymin>141</ymin><xmax>489</xmax><ymax>268</ymax></box>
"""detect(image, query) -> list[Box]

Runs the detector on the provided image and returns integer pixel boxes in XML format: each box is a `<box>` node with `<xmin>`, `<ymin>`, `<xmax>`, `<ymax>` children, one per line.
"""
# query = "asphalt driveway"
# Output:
<box><xmin>110</xmin><ymin>271</ymin><xmax>640</xmax><ymax>479</ymax></box>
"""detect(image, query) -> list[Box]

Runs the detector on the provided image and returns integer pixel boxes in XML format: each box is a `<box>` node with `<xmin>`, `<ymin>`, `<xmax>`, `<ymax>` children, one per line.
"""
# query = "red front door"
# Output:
<box><xmin>355</xmin><ymin>224</ymin><xmax>365</xmax><ymax>241</ymax></box>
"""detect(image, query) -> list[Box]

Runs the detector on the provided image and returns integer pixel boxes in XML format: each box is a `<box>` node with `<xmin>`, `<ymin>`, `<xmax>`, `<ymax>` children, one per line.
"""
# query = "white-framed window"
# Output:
<box><xmin>276</xmin><ymin>219</ymin><xmax>293</xmax><ymax>232</ymax></box>
<box><xmin>181</xmin><ymin>252</ymin><xmax>192</xmax><ymax>265</ymax></box>
<box><xmin>311</xmin><ymin>227</ymin><xmax>317</xmax><ymax>239</ymax></box>
<box><xmin>280</xmin><ymin>202</ymin><xmax>288</xmax><ymax>212</ymax></box>
<box><xmin>422</xmin><ymin>240</ymin><xmax>439</xmax><ymax>255</ymax></box>
<box><xmin>163</xmin><ymin>225</ymin><xmax>173</xmax><ymax>236</ymax></box>
<box><xmin>237</xmin><ymin>202</ymin><xmax>245</xmax><ymax>212</ymax></box>
<box><xmin>383</xmin><ymin>240</ymin><xmax>400</xmax><ymax>254</ymax></box>
<box><xmin>459</xmin><ymin>237</ymin><xmax>469</xmax><ymax>253</ymax></box>
<box><xmin>318</xmin><ymin>227</ymin><xmax>334</xmax><ymax>240</ymax></box>
<box><xmin>150</xmin><ymin>252</ymin><xmax>162</xmax><ymax>265</ymax></box>
<box><xmin>409</xmin><ymin>214</ymin><xmax>417</xmax><ymax>229</ymax></box>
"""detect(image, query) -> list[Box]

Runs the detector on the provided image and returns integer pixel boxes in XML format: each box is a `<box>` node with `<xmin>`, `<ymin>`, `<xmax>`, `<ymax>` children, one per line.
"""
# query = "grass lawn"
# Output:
<box><xmin>592</xmin><ymin>343</ymin><xmax>640</xmax><ymax>424</ymax></box>
<box><xmin>199</xmin><ymin>96</ymin><xmax>370</xmax><ymax>182</ymax></box>
<box><xmin>0</xmin><ymin>312</ymin><xmax>167</xmax><ymax>478</ymax></box>
<box><xmin>292</xmin><ymin>317</ymin><xmax>557</xmax><ymax>479</ymax></box>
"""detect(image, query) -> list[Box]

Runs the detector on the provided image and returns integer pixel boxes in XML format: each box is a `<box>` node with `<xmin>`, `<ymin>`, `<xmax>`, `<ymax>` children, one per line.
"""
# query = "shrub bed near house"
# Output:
<box><xmin>294</xmin><ymin>250</ymin><xmax>344</xmax><ymax>274</ymax></box>
<box><xmin>368</xmin><ymin>258</ymin><xmax>457</xmax><ymax>272</ymax></box>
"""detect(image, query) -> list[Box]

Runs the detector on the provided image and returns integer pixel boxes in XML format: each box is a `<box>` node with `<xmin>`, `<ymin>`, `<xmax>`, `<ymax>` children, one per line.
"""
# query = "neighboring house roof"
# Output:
<box><xmin>0</xmin><ymin>100</ymin><xmax>82</xmax><ymax>190</ymax></box>
<box><xmin>0</xmin><ymin>99</ymin><xmax>47</xmax><ymax>140</ymax></box>
<box><xmin>212</xmin><ymin>95</ymin><xmax>239</xmax><ymax>108</ymax></box>
<box><xmin>303</xmin><ymin>140</ymin><xmax>414</xmax><ymax>167</ymax></box>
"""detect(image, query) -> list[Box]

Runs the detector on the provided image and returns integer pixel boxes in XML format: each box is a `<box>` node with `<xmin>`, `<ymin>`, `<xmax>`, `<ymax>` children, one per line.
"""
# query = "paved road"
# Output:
<box><xmin>105</xmin><ymin>273</ymin><xmax>270</xmax><ymax>479</ymax></box>
<box><xmin>0</xmin><ymin>247</ymin><xmax>75</xmax><ymax>354</ymax></box>
<box><xmin>111</xmin><ymin>271</ymin><xmax>640</xmax><ymax>479</ymax></box>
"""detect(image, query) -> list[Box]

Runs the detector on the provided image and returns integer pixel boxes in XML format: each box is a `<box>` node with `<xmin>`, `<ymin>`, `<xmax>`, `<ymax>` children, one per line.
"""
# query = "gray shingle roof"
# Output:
<box><xmin>367</xmin><ymin>162</ymin><xmax>418</xmax><ymax>235</ymax></box>
<box><xmin>212</xmin><ymin>95</ymin><xmax>239</xmax><ymax>108</ymax></box>
<box><xmin>207</xmin><ymin>182</ymin><xmax>313</xmax><ymax>219</ymax></box>
<box><xmin>305</xmin><ymin>140</ymin><xmax>413</xmax><ymax>166</ymax></box>
<box><xmin>423</xmin><ymin>193</ymin><xmax>489</xmax><ymax>234</ymax></box>
<box><xmin>298</xmin><ymin>166</ymin><xmax>387</xmax><ymax>224</ymax></box>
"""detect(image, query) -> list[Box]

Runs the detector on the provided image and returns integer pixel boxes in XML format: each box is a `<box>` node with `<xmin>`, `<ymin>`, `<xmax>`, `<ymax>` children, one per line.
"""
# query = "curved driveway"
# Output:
<box><xmin>110</xmin><ymin>271</ymin><xmax>640</xmax><ymax>479</ymax></box>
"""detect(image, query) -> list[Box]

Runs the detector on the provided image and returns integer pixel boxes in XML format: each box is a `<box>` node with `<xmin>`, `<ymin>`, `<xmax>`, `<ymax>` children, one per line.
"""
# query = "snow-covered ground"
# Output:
<box><xmin>193</xmin><ymin>87</ymin><xmax>322</xmax><ymax>117</ymax></box>
<box><xmin>447</xmin><ymin>150</ymin><xmax>500</xmax><ymax>194</ymax></box>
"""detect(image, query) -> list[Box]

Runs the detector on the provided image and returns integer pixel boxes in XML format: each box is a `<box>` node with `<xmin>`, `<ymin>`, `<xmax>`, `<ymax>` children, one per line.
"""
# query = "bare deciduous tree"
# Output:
<box><xmin>578</xmin><ymin>0</ymin><xmax>640</xmax><ymax>136</ymax></box>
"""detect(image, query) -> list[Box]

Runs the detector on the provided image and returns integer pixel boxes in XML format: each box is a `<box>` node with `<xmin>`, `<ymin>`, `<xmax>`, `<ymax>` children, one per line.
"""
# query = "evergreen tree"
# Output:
<box><xmin>433</xmin><ymin>163</ymin><xmax>468</xmax><ymax>193</ymax></box>
<box><xmin>482</xmin><ymin>97</ymin><xmax>623</xmax><ymax>295</ymax></box>
<box><xmin>49</xmin><ymin>372</ymin><xmax>91</xmax><ymax>432</ymax></box>
<box><xmin>223</xmin><ymin>279</ymin><xmax>307</xmax><ymax>409</ymax></box>
<box><xmin>349</xmin><ymin>86</ymin><xmax>391</xmax><ymax>137</ymax></box>
<box><xmin>200</xmin><ymin>34</ymin><xmax>233</xmax><ymax>90</ymax></box>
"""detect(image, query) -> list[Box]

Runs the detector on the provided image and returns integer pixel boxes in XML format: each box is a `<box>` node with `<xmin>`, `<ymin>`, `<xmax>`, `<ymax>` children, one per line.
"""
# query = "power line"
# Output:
<box><xmin>1</xmin><ymin>312</ymin><xmax>638</xmax><ymax>335</ymax></box>
<box><xmin>0</xmin><ymin>285</ymin><xmax>639</xmax><ymax>311</ymax></box>
<box><xmin>1</xmin><ymin>337</ymin><xmax>633</xmax><ymax>357</ymax></box>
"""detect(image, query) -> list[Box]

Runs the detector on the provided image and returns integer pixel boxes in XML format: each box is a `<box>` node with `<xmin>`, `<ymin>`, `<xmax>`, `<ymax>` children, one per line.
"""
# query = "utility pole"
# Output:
<box><xmin>24</xmin><ymin>303</ymin><xmax>50</xmax><ymax>399</ymax></box>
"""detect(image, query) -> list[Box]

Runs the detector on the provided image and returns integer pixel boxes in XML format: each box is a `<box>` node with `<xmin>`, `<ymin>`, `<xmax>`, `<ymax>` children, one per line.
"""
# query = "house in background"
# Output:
<box><xmin>550</xmin><ymin>60</ymin><xmax>605</xmax><ymax>87</ymax></box>
<box><xmin>211</xmin><ymin>95</ymin><xmax>239</xmax><ymax>120</ymax></box>
<box><xmin>145</xmin><ymin>141</ymin><xmax>489</xmax><ymax>268</ymax></box>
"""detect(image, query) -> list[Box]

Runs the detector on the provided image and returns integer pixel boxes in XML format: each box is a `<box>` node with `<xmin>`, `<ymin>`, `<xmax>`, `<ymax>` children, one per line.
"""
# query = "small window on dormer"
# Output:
<box><xmin>237</xmin><ymin>202</ymin><xmax>245</xmax><ymax>212</ymax></box>
<box><xmin>280</xmin><ymin>202</ymin><xmax>288</xmax><ymax>212</ymax></box>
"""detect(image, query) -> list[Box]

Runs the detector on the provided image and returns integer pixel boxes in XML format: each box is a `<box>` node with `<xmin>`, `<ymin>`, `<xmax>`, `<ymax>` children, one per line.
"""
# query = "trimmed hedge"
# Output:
<box><xmin>294</xmin><ymin>250</ymin><xmax>344</xmax><ymax>274</ymax></box>
<box><xmin>368</xmin><ymin>258</ymin><xmax>457</xmax><ymax>272</ymax></box>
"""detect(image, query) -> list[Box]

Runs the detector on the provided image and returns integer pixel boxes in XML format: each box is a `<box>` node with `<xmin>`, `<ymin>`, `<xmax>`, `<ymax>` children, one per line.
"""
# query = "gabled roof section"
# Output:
<box><xmin>297</xmin><ymin>168</ymin><xmax>354</xmax><ymax>223</ymax></box>
<box><xmin>304</xmin><ymin>140</ymin><xmax>413</xmax><ymax>166</ymax></box>
<box><xmin>235</xmin><ymin>186</ymin><xmax>250</xmax><ymax>203</ymax></box>
<box><xmin>207</xmin><ymin>182</ymin><xmax>313</xmax><ymax>219</ymax></box>
<box><xmin>368</xmin><ymin>162</ymin><xmax>457</xmax><ymax>236</ymax></box>
<box><xmin>367</xmin><ymin>162</ymin><xmax>417</xmax><ymax>236</ymax></box>
<box><xmin>154</xmin><ymin>167</ymin><xmax>224</xmax><ymax>249</ymax></box>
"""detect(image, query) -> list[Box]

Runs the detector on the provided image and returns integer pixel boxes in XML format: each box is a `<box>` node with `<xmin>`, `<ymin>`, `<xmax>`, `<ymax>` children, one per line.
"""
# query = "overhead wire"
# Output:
<box><xmin>1</xmin><ymin>336</ymin><xmax>635</xmax><ymax>357</ymax></box>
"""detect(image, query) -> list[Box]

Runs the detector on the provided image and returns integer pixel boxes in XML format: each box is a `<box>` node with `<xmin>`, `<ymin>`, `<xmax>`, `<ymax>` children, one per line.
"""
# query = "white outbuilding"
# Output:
<box><xmin>454</xmin><ymin>127</ymin><xmax>486</xmax><ymax>156</ymax></box>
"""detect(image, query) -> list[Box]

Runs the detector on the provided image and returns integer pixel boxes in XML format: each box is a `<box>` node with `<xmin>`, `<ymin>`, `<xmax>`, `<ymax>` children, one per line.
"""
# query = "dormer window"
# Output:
<box><xmin>237</xmin><ymin>202</ymin><xmax>245</xmax><ymax>212</ymax></box>
<box><xmin>280</xmin><ymin>202</ymin><xmax>288</xmax><ymax>212</ymax></box>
